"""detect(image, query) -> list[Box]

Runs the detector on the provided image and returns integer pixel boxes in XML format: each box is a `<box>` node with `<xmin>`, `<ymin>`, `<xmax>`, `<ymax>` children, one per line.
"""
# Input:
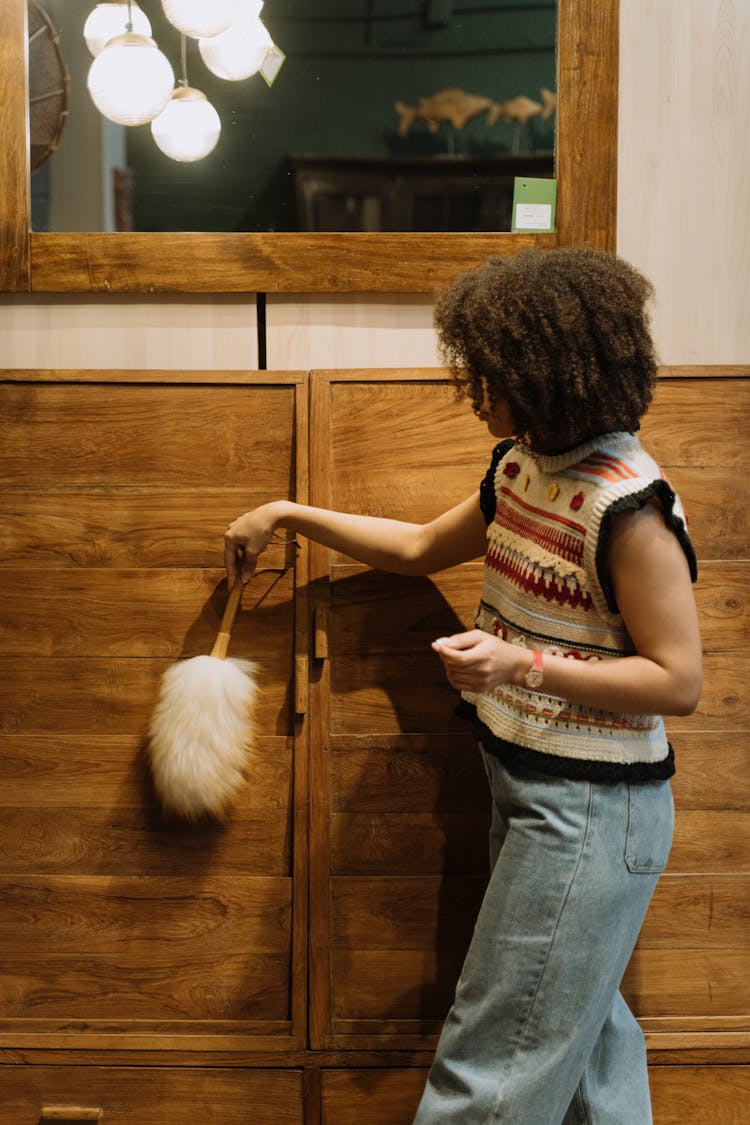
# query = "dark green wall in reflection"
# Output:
<box><xmin>126</xmin><ymin>0</ymin><xmax>556</xmax><ymax>233</ymax></box>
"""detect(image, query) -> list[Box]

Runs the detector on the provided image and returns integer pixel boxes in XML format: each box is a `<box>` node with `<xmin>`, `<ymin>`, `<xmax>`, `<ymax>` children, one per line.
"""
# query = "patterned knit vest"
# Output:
<box><xmin>462</xmin><ymin>431</ymin><xmax>697</xmax><ymax>780</ymax></box>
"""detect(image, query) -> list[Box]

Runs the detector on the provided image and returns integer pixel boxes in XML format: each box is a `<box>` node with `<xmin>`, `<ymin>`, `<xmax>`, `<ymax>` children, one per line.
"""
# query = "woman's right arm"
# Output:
<box><xmin>224</xmin><ymin>493</ymin><xmax>488</xmax><ymax>588</ymax></box>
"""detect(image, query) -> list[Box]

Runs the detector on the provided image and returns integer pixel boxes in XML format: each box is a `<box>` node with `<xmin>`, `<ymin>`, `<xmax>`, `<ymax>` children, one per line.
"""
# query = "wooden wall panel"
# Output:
<box><xmin>0</xmin><ymin>878</ymin><xmax>292</xmax><ymax>1027</ymax></box>
<box><xmin>327</xmin><ymin>379</ymin><xmax>496</xmax><ymax>527</ymax></box>
<box><xmin>0</xmin><ymin>382</ymin><xmax>292</xmax><ymax>488</ymax></box>
<box><xmin>327</xmin><ymin>807</ymin><xmax>750</xmax><ymax>877</ymax></box>
<box><xmin>265</xmin><ymin>294</ymin><xmax>439</xmax><ymax>371</ymax></box>
<box><xmin>309</xmin><ymin>369</ymin><xmax>750</xmax><ymax>1059</ymax></box>
<box><xmin>639</xmin><ymin>378</ymin><xmax>750</xmax><ymax>558</ymax></box>
<box><xmin>321</xmin><ymin>1069</ymin><xmax>427</xmax><ymax>1124</ymax></box>
<box><xmin>0</xmin><ymin>568</ymin><xmax>295</xmax><ymax>662</ymax></box>
<box><xmin>618</xmin><ymin>0</ymin><xmax>750</xmax><ymax>365</ymax></box>
<box><xmin>328</xmin><ymin>875</ymin><xmax>749</xmax><ymax>952</ymax></box>
<box><xmin>0</xmin><ymin>295</ymin><xmax>258</xmax><ymax>370</ymax></box>
<box><xmin>0</xmin><ymin>371</ymin><xmax>307</xmax><ymax>1052</ymax></box>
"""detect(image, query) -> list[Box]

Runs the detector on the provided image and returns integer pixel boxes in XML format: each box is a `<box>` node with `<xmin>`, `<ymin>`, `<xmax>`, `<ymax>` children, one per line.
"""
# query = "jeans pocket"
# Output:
<box><xmin>625</xmin><ymin>780</ymin><xmax>674</xmax><ymax>873</ymax></box>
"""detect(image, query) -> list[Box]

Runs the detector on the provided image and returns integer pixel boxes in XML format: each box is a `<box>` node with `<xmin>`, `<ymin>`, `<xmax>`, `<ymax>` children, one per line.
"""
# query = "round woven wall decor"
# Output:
<box><xmin>28</xmin><ymin>0</ymin><xmax>70</xmax><ymax>172</ymax></box>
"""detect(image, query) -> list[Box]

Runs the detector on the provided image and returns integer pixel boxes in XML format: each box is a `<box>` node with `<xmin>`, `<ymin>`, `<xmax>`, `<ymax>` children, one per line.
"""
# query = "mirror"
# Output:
<box><xmin>32</xmin><ymin>0</ymin><xmax>557</xmax><ymax>235</ymax></box>
<box><xmin>0</xmin><ymin>0</ymin><xmax>618</xmax><ymax>292</ymax></box>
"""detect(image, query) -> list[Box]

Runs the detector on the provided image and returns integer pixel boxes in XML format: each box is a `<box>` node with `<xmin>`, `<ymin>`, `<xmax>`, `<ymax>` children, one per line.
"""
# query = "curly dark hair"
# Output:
<box><xmin>433</xmin><ymin>248</ymin><xmax>658</xmax><ymax>453</ymax></box>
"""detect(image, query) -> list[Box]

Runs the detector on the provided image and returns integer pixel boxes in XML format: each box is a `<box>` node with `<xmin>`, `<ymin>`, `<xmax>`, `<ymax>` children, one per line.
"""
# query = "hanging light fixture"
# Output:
<box><xmin>161</xmin><ymin>0</ymin><xmax>242</xmax><ymax>40</ymax></box>
<box><xmin>83</xmin><ymin>2</ymin><xmax>151</xmax><ymax>57</ymax></box>
<box><xmin>151</xmin><ymin>34</ymin><xmax>221</xmax><ymax>162</ymax></box>
<box><xmin>199</xmin><ymin>11</ymin><xmax>273</xmax><ymax>82</ymax></box>
<box><xmin>87</xmin><ymin>30</ymin><xmax>174</xmax><ymax>126</ymax></box>
<box><xmin>151</xmin><ymin>87</ymin><xmax>221</xmax><ymax>161</ymax></box>
<box><xmin>84</xmin><ymin>0</ymin><xmax>284</xmax><ymax>163</ymax></box>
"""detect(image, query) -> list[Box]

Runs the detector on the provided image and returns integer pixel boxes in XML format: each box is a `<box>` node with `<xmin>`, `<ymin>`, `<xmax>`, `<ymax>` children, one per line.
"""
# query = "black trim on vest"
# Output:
<box><xmin>479</xmin><ymin>438</ymin><xmax>515</xmax><ymax>525</ymax></box>
<box><xmin>595</xmin><ymin>480</ymin><xmax>699</xmax><ymax>615</ymax></box>
<box><xmin>456</xmin><ymin>699</ymin><xmax>676</xmax><ymax>783</ymax></box>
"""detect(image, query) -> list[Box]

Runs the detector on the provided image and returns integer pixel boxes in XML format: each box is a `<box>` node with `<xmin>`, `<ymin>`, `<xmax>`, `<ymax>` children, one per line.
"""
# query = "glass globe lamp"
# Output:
<box><xmin>199</xmin><ymin>15</ymin><xmax>272</xmax><ymax>81</ymax></box>
<box><xmin>83</xmin><ymin>3</ymin><xmax>152</xmax><ymax>57</ymax></box>
<box><xmin>161</xmin><ymin>0</ymin><xmax>242</xmax><ymax>39</ymax></box>
<box><xmin>151</xmin><ymin>86</ymin><xmax>222</xmax><ymax>162</ymax></box>
<box><xmin>87</xmin><ymin>32</ymin><xmax>175</xmax><ymax>126</ymax></box>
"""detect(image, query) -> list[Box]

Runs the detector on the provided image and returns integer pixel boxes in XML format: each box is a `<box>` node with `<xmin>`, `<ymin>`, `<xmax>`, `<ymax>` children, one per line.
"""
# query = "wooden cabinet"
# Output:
<box><xmin>292</xmin><ymin>154</ymin><xmax>554</xmax><ymax>233</ymax></box>
<box><xmin>0</xmin><ymin>367</ymin><xmax>747</xmax><ymax>1120</ymax></box>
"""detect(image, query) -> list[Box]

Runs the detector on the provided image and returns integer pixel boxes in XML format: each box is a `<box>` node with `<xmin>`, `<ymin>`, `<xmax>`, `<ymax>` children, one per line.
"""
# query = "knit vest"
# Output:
<box><xmin>461</xmin><ymin>431</ymin><xmax>697</xmax><ymax>782</ymax></box>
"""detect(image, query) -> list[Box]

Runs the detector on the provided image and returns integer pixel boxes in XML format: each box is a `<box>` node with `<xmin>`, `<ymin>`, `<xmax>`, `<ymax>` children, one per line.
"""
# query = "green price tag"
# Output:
<box><xmin>511</xmin><ymin>177</ymin><xmax>557</xmax><ymax>233</ymax></box>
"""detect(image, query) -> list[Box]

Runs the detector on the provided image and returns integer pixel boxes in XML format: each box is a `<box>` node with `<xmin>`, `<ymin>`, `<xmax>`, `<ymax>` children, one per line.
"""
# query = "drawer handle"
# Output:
<box><xmin>40</xmin><ymin>1109</ymin><xmax>103</xmax><ymax>1122</ymax></box>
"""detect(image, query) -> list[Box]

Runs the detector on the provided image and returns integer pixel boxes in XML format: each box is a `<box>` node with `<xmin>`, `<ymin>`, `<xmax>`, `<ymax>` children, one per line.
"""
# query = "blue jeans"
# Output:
<box><xmin>413</xmin><ymin>747</ymin><xmax>674</xmax><ymax>1124</ymax></box>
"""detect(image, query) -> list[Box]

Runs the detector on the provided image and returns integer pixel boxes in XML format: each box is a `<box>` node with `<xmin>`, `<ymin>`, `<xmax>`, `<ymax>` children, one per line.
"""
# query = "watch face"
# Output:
<box><xmin>525</xmin><ymin>669</ymin><xmax>544</xmax><ymax>688</ymax></box>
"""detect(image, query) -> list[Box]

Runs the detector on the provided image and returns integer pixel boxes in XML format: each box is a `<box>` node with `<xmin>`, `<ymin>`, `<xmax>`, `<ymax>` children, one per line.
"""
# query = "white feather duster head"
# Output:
<box><xmin>147</xmin><ymin>654</ymin><xmax>258</xmax><ymax>820</ymax></box>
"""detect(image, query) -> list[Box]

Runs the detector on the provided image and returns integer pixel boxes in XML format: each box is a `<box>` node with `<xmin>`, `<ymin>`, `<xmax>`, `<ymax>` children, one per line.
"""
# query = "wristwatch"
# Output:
<box><xmin>524</xmin><ymin>650</ymin><xmax>544</xmax><ymax>689</ymax></box>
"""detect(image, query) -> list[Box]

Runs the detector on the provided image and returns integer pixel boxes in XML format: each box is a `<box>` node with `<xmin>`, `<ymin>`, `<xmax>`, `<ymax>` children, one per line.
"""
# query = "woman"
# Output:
<box><xmin>224</xmin><ymin>249</ymin><xmax>702</xmax><ymax>1123</ymax></box>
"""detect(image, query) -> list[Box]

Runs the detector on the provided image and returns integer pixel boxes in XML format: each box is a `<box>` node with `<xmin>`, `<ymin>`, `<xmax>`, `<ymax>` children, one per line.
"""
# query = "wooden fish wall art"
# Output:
<box><xmin>394</xmin><ymin>86</ymin><xmax>556</xmax><ymax>135</ymax></box>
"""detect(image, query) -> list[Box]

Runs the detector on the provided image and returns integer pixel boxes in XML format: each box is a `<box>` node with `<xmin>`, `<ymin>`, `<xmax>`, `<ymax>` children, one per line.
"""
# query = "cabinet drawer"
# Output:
<box><xmin>0</xmin><ymin>1067</ymin><xmax>303</xmax><ymax>1124</ymax></box>
<box><xmin>319</xmin><ymin>1066</ymin><xmax>750</xmax><ymax>1124</ymax></box>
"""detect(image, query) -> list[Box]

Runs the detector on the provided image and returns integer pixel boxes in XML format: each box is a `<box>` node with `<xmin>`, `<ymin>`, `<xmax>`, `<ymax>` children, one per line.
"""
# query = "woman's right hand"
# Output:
<box><xmin>224</xmin><ymin>501</ymin><xmax>285</xmax><ymax>589</ymax></box>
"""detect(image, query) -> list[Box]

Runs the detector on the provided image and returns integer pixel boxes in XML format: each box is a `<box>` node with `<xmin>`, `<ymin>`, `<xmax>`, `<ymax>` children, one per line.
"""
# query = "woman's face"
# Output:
<box><xmin>475</xmin><ymin>383</ymin><xmax>514</xmax><ymax>439</ymax></box>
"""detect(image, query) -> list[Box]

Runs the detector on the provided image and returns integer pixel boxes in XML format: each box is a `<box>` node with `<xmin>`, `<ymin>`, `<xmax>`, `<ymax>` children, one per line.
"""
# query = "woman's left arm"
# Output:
<box><xmin>433</xmin><ymin>501</ymin><xmax>703</xmax><ymax>716</ymax></box>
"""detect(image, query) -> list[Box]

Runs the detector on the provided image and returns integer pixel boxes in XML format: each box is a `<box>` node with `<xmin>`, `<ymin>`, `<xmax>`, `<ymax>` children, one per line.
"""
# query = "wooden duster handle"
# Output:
<box><xmin>210</xmin><ymin>580</ymin><xmax>244</xmax><ymax>659</ymax></box>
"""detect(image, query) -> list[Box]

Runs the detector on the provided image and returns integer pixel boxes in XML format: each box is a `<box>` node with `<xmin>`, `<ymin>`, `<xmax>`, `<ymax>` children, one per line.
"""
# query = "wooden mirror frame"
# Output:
<box><xmin>0</xmin><ymin>0</ymin><xmax>618</xmax><ymax>293</ymax></box>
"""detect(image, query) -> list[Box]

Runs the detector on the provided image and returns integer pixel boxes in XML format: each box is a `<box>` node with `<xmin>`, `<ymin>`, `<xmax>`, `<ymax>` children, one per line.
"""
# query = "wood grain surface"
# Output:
<box><xmin>0</xmin><ymin>0</ymin><xmax>29</xmax><ymax>291</ymax></box>
<box><xmin>0</xmin><ymin>370</ymin><xmax>306</xmax><ymax>1050</ymax></box>
<box><xmin>0</xmin><ymin>1067</ymin><xmax>304</xmax><ymax>1124</ymax></box>
<box><xmin>319</xmin><ymin>1064</ymin><xmax>750</xmax><ymax>1124</ymax></box>
<box><xmin>309</xmin><ymin>369</ymin><xmax>750</xmax><ymax>1062</ymax></box>
<box><xmin>1</xmin><ymin>365</ymin><xmax>746</xmax><ymax>1117</ymax></box>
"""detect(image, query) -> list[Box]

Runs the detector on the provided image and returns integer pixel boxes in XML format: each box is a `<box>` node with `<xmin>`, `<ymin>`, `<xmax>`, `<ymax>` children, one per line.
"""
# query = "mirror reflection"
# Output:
<box><xmin>30</xmin><ymin>0</ymin><xmax>557</xmax><ymax>234</ymax></box>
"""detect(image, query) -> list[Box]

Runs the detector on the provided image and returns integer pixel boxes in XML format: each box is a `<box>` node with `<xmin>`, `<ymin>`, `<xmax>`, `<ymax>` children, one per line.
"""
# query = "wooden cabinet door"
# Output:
<box><xmin>307</xmin><ymin>369</ymin><xmax>497</xmax><ymax>1049</ymax></box>
<box><xmin>0</xmin><ymin>369</ymin><xmax>308</xmax><ymax>1054</ymax></box>
<box><xmin>307</xmin><ymin>367</ymin><xmax>750</xmax><ymax>1058</ymax></box>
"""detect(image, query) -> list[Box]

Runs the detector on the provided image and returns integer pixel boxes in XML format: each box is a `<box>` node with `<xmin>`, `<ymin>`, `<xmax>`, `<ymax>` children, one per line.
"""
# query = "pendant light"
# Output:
<box><xmin>151</xmin><ymin>87</ymin><xmax>221</xmax><ymax>161</ymax></box>
<box><xmin>84</xmin><ymin>0</ymin><xmax>284</xmax><ymax>163</ymax></box>
<box><xmin>161</xmin><ymin>0</ymin><xmax>242</xmax><ymax>40</ymax></box>
<box><xmin>199</xmin><ymin>12</ymin><xmax>272</xmax><ymax>82</ymax></box>
<box><xmin>83</xmin><ymin>2</ymin><xmax>151</xmax><ymax>57</ymax></box>
<box><xmin>87</xmin><ymin>30</ymin><xmax>174</xmax><ymax>126</ymax></box>
<box><xmin>151</xmin><ymin>36</ymin><xmax>221</xmax><ymax>162</ymax></box>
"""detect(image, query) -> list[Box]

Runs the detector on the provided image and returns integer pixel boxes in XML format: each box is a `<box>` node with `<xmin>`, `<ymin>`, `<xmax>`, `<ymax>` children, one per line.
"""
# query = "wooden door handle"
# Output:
<box><xmin>40</xmin><ymin>1109</ymin><xmax>103</xmax><ymax>1122</ymax></box>
<box><xmin>313</xmin><ymin>605</ymin><xmax>328</xmax><ymax>661</ymax></box>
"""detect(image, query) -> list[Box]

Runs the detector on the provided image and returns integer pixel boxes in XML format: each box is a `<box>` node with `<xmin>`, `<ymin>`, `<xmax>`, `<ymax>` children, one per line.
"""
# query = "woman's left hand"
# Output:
<box><xmin>432</xmin><ymin>630</ymin><xmax>527</xmax><ymax>692</ymax></box>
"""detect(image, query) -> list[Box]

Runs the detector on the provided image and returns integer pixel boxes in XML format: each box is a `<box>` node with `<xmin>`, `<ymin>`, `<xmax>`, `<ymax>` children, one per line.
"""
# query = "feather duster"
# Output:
<box><xmin>147</xmin><ymin>580</ymin><xmax>257</xmax><ymax>819</ymax></box>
